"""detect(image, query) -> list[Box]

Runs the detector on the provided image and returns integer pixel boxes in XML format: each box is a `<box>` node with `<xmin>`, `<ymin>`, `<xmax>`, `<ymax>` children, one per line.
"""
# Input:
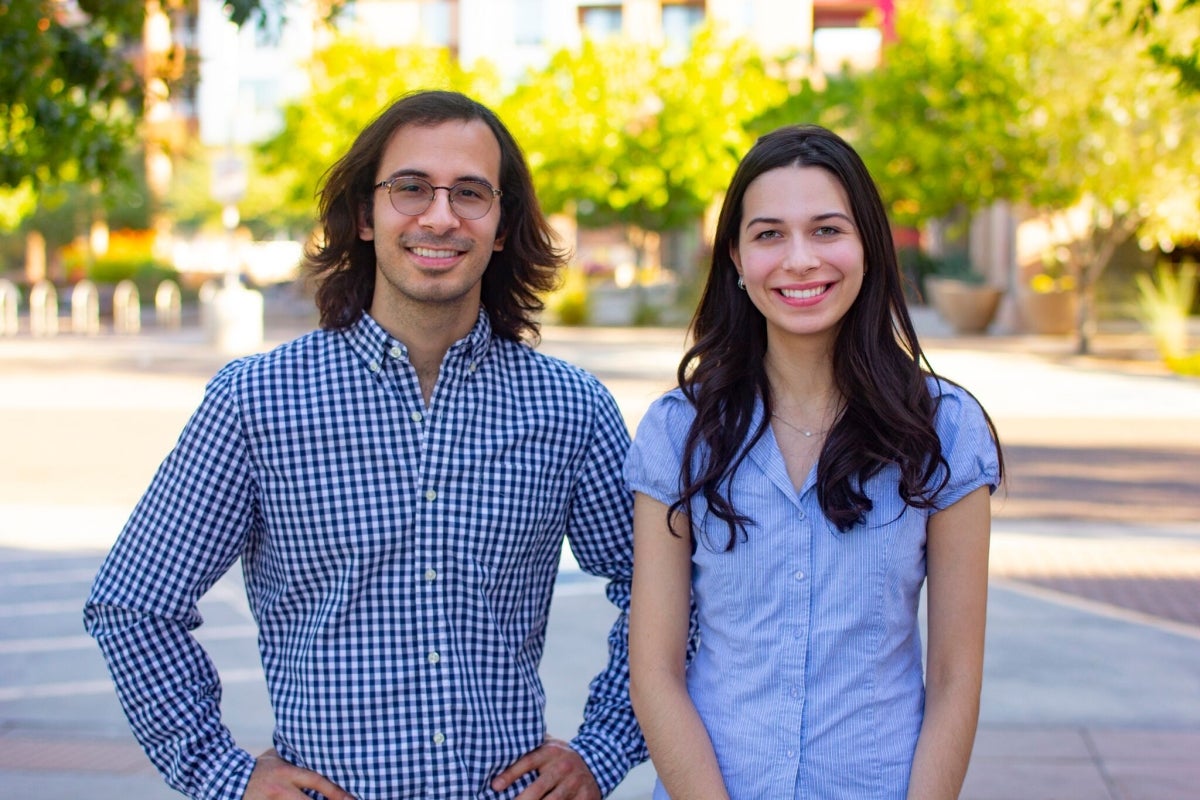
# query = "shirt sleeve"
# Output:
<box><xmin>623</xmin><ymin>390</ymin><xmax>690</xmax><ymax>507</ymax></box>
<box><xmin>82</xmin><ymin>362</ymin><xmax>260</xmax><ymax>800</ymax></box>
<box><xmin>929</xmin><ymin>379</ymin><xmax>1002</xmax><ymax>510</ymax></box>
<box><xmin>562</xmin><ymin>379</ymin><xmax>646</xmax><ymax>796</ymax></box>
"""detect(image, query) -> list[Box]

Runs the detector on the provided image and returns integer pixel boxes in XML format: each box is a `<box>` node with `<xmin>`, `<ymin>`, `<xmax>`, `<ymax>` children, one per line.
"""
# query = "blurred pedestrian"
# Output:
<box><xmin>626</xmin><ymin>124</ymin><xmax>1003</xmax><ymax>799</ymax></box>
<box><xmin>85</xmin><ymin>90</ymin><xmax>642</xmax><ymax>800</ymax></box>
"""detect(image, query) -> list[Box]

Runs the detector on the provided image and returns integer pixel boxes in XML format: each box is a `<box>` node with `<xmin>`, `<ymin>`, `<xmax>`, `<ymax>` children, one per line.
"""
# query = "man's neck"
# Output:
<box><xmin>371</xmin><ymin>302</ymin><xmax>480</xmax><ymax>406</ymax></box>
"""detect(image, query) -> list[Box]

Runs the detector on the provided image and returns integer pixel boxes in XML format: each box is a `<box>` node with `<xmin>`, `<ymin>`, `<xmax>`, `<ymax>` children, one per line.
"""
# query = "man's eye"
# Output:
<box><xmin>455</xmin><ymin>184</ymin><xmax>487</xmax><ymax>200</ymax></box>
<box><xmin>394</xmin><ymin>181</ymin><xmax>428</xmax><ymax>194</ymax></box>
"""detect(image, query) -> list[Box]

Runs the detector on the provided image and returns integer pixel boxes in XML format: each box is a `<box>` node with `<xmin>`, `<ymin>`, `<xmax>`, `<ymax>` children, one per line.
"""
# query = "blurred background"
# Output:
<box><xmin>1</xmin><ymin>0</ymin><xmax>1197</xmax><ymax>367</ymax></box>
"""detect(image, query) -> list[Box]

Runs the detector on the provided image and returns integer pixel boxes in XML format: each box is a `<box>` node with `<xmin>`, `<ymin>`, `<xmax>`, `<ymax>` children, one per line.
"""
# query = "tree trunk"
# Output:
<box><xmin>1073</xmin><ymin>212</ymin><xmax>1142</xmax><ymax>355</ymax></box>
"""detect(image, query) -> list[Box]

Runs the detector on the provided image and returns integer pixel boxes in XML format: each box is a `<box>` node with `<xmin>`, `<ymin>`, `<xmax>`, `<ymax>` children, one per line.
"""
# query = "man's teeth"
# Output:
<box><xmin>412</xmin><ymin>247</ymin><xmax>457</xmax><ymax>258</ymax></box>
<box><xmin>780</xmin><ymin>286</ymin><xmax>826</xmax><ymax>299</ymax></box>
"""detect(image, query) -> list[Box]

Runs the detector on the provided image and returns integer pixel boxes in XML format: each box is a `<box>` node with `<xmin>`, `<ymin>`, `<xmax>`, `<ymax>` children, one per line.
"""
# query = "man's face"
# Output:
<box><xmin>359</xmin><ymin>119</ymin><xmax>505</xmax><ymax>329</ymax></box>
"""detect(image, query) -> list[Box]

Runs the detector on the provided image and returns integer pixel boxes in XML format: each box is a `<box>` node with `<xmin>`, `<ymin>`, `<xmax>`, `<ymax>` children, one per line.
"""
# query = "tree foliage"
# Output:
<box><xmin>500</xmin><ymin>26</ymin><xmax>791</xmax><ymax>234</ymax></box>
<box><xmin>0</xmin><ymin>0</ymin><xmax>143</xmax><ymax>232</ymax></box>
<box><xmin>849</xmin><ymin>0</ymin><xmax>1070</xmax><ymax>227</ymax></box>
<box><xmin>804</xmin><ymin>0</ymin><xmax>1200</xmax><ymax>352</ymax></box>
<box><xmin>1113</xmin><ymin>0</ymin><xmax>1200</xmax><ymax>92</ymax></box>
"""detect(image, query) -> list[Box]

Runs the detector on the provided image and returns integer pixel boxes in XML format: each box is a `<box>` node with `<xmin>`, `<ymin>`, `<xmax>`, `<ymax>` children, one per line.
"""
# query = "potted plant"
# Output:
<box><xmin>1018</xmin><ymin>247</ymin><xmax>1079</xmax><ymax>335</ymax></box>
<box><xmin>922</xmin><ymin>252</ymin><xmax>1004</xmax><ymax>335</ymax></box>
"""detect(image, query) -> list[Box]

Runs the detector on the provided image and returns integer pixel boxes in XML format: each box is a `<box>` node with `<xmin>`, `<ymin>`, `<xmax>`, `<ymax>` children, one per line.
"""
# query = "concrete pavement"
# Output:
<box><xmin>1</xmin><ymin>308</ymin><xmax>1199</xmax><ymax>799</ymax></box>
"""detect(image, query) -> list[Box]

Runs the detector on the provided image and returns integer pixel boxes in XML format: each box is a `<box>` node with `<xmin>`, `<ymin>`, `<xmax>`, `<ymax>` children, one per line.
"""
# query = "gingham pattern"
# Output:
<box><xmin>84</xmin><ymin>309</ymin><xmax>644</xmax><ymax>800</ymax></box>
<box><xmin>625</xmin><ymin>379</ymin><xmax>1000</xmax><ymax>799</ymax></box>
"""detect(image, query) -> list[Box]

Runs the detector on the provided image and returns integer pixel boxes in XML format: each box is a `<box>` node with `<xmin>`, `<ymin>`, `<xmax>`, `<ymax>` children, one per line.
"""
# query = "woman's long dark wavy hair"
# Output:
<box><xmin>304</xmin><ymin>89</ymin><xmax>568</xmax><ymax>342</ymax></box>
<box><xmin>673</xmin><ymin>124</ymin><xmax>1003</xmax><ymax>549</ymax></box>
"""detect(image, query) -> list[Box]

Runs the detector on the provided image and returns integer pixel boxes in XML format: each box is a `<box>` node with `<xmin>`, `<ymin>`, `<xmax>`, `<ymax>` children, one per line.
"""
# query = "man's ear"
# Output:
<box><xmin>492</xmin><ymin>229</ymin><xmax>506</xmax><ymax>252</ymax></box>
<box><xmin>357</xmin><ymin>201</ymin><xmax>375</xmax><ymax>241</ymax></box>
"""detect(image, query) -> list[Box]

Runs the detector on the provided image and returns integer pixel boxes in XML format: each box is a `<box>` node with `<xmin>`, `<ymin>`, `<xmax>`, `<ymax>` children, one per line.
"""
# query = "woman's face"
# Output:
<box><xmin>731</xmin><ymin>164</ymin><xmax>865</xmax><ymax>344</ymax></box>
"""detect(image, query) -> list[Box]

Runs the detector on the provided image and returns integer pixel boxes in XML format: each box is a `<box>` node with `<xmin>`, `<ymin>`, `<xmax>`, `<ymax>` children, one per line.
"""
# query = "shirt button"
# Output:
<box><xmin>468</xmin><ymin>361</ymin><xmax>477</xmax><ymax>373</ymax></box>
<box><xmin>425</xmin><ymin>489</ymin><xmax>437</xmax><ymax>502</ymax></box>
<box><xmin>424</xmin><ymin>568</ymin><xmax>437</xmax><ymax>582</ymax></box>
<box><xmin>790</xmin><ymin>687</ymin><xmax>800</xmax><ymax>699</ymax></box>
<box><xmin>786</xmin><ymin>749</ymin><xmax>796</xmax><ymax>759</ymax></box>
<box><xmin>432</xmin><ymin>732</ymin><xmax>445</xmax><ymax>745</ymax></box>
<box><xmin>368</xmin><ymin>361</ymin><xmax>381</xmax><ymax>372</ymax></box>
<box><xmin>427</xmin><ymin>651</ymin><xmax>441</xmax><ymax>664</ymax></box>
<box><xmin>389</xmin><ymin>345</ymin><xmax>404</xmax><ymax>359</ymax></box>
<box><xmin>794</xmin><ymin>570</ymin><xmax>805</xmax><ymax>581</ymax></box>
<box><xmin>410</xmin><ymin>410</ymin><xmax>423</xmax><ymax>423</ymax></box>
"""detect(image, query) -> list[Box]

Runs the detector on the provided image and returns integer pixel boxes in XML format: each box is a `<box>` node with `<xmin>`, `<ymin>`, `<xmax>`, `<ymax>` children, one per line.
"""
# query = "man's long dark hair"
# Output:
<box><xmin>304</xmin><ymin>90</ymin><xmax>567</xmax><ymax>342</ymax></box>
<box><xmin>673</xmin><ymin>124</ymin><xmax>1003</xmax><ymax>549</ymax></box>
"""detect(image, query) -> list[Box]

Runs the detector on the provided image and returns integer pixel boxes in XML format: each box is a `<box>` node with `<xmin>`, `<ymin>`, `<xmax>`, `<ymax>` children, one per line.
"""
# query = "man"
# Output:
<box><xmin>84</xmin><ymin>90</ymin><xmax>644</xmax><ymax>799</ymax></box>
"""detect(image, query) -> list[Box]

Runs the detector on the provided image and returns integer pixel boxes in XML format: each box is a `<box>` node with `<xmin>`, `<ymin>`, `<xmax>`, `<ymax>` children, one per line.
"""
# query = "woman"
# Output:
<box><xmin>625</xmin><ymin>125</ymin><xmax>1003</xmax><ymax>799</ymax></box>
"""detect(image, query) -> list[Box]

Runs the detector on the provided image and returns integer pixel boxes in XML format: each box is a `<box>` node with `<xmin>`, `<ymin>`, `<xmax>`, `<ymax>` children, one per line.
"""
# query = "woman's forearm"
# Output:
<box><xmin>906</xmin><ymin>661</ymin><xmax>983</xmax><ymax>798</ymax></box>
<box><xmin>632</xmin><ymin>669</ymin><xmax>730</xmax><ymax>800</ymax></box>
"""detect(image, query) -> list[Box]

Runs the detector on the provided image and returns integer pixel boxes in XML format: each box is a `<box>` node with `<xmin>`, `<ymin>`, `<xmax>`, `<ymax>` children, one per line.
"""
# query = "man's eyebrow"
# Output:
<box><xmin>381</xmin><ymin>169</ymin><xmax>496</xmax><ymax>186</ymax></box>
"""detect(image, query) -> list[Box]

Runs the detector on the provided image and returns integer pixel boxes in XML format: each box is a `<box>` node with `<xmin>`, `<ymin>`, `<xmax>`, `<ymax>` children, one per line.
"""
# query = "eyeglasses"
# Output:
<box><xmin>374</xmin><ymin>175</ymin><xmax>502</xmax><ymax>220</ymax></box>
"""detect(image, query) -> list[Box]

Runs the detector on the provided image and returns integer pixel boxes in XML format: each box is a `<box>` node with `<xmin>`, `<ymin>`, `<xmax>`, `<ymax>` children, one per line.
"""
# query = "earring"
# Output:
<box><xmin>737</xmin><ymin>276</ymin><xmax>745</xmax><ymax>290</ymax></box>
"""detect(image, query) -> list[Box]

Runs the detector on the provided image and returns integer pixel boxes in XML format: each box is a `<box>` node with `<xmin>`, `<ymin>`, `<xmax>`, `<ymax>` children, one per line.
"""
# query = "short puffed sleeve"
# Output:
<box><xmin>927</xmin><ymin>377</ymin><xmax>1002</xmax><ymax>510</ymax></box>
<box><xmin>623</xmin><ymin>389</ymin><xmax>696</xmax><ymax>508</ymax></box>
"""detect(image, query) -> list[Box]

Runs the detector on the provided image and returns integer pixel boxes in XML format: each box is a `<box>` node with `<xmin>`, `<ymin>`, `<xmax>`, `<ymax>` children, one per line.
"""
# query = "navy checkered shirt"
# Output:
<box><xmin>84</xmin><ymin>309</ymin><xmax>645</xmax><ymax>799</ymax></box>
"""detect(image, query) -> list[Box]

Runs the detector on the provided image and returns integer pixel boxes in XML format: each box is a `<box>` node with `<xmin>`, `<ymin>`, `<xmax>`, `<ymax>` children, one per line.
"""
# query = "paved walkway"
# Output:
<box><xmin>1</xmin><ymin>308</ymin><xmax>1199</xmax><ymax>799</ymax></box>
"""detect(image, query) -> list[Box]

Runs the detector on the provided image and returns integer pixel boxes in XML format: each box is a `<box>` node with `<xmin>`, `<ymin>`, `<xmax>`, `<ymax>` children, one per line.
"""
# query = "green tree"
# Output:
<box><xmin>814</xmin><ymin>0</ymin><xmax>1200</xmax><ymax>354</ymax></box>
<box><xmin>501</xmin><ymin>26</ymin><xmax>791</xmax><ymax>267</ymax></box>
<box><xmin>1023</xmin><ymin>0</ymin><xmax>1200</xmax><ymax>352</ymax></box>
<box><xmin>1112</xmin><ymin>0</ymin><xmax>1200</xmax><ymax>92</ymax></box>
<box><xmin>851</xmin><ymin>0</ymin><xmax>1071</xmax><ymax>228</ymax></box>
<box><xmin>0</xmin><ymin>1</ymin><xmax>142</xmax><ymax>229</ymax></box>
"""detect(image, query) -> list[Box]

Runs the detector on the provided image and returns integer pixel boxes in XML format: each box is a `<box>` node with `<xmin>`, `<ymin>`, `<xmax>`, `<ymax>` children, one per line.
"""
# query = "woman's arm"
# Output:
<box><xmin>628</xmin><ymin>492</ymin><xmax>730</xmax><ymax>800</ymax></box>
<box><xmin>907</xmin><ymin>485</ymin><xmax>992</xmax><ymax>800</ymax></box>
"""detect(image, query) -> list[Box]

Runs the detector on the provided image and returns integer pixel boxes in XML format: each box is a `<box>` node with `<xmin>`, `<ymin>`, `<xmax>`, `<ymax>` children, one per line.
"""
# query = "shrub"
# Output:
<box><xmin>1135</xmin><ymin>260</ymin><xmax>1198</xmax><ymax>375</ymax></box>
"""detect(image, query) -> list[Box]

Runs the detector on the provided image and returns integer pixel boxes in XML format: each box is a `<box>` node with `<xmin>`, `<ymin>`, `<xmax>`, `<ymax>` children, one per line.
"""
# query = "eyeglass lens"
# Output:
<box><xmin>387</xmin><ymin>177</ymin><xmax>497</xmax><ymax>220</ymax></box>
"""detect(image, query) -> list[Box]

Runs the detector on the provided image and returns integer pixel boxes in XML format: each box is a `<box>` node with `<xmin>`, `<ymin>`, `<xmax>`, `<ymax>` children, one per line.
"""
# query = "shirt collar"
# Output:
<box><xmin>340</xmin><ymin>308</ymin><xmax>494</xmax><ymax>373</ymax></box>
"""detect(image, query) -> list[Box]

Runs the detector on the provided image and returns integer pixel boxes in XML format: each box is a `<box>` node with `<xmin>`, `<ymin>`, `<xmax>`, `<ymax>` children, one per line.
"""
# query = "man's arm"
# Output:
<box><xmin>84</xmin><ymin>366</ymin><xmax>262</xmax><ymax>800</ymax></box>
<box><xmin>559</xmin><ymin>385</ymin><xmax>646</xmax><ymax>795</ymax></box>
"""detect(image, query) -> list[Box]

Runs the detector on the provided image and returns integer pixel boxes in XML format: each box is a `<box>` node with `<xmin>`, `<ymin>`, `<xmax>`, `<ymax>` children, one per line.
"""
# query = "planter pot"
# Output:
<box><xmin>1018</xmin><ymin>289</ymin><xmax>1078</xmax><ymax>335</ymax></box>
<box><xmin>925</xmin><ymin>277</ymin><xmax>1003</xmax><ymax>335</ymax></box>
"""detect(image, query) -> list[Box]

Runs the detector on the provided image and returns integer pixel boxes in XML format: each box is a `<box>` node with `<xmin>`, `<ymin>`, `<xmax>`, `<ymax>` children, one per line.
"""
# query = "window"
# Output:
<box><xmin>513</xmin><ymin>0</ymin><xmax>545</xmax><ymax>45</ymax></box>
<box><xmin>421</xmin><ymin>0</ymin><xmax>455</xmax><ymax>47</ymax></box>
<box><xmin>579</xmin><ymin>4</ymin><xmax>622</xmax><ymax>38</ymax></box>
<box><xmin>662</xmin><ymin>1</ymin><xmax>705</xmax><ymax>56</ymax></box>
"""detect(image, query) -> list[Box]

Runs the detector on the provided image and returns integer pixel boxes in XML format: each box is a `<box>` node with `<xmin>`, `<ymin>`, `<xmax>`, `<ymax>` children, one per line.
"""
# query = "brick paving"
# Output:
<box><xmin>3</xmin><ymin>316</ymin><xmax>1200</xmax><ymax>799</ymax></box>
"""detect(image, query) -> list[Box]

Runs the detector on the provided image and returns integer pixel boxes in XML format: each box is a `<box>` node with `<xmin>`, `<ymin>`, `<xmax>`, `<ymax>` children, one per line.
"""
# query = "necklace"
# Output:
<box><xmin>771</xmin><ymin>413</ymin><xmax>828</xmax><ymax>438</ymax></box>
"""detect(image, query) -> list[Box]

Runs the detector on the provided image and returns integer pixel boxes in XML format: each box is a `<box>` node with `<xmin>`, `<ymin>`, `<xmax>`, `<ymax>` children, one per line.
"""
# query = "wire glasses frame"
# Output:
<box><xmin>374</xmin><ymin>175</ymin><xmax>502</xmax><ymax>220</ymax></box>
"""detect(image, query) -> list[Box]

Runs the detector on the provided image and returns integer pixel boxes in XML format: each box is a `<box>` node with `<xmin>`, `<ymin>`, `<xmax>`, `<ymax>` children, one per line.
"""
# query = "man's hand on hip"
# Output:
<box><xmin>491</xmin><ymin>736</ymin><xmax>602</xmax><ymax>799</ymax></box>
<box><xmin>243</xmin><ymin>748</ymin><xmax>355</xmax><ymax>800</ymax></box>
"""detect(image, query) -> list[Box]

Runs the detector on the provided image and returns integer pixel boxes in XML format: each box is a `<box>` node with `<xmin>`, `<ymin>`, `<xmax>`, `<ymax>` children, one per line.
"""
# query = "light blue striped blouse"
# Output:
<box><xmin>625</xmin><ymin>378</ymin><xmax>1000</xmax><ymax>799</ymax></box>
